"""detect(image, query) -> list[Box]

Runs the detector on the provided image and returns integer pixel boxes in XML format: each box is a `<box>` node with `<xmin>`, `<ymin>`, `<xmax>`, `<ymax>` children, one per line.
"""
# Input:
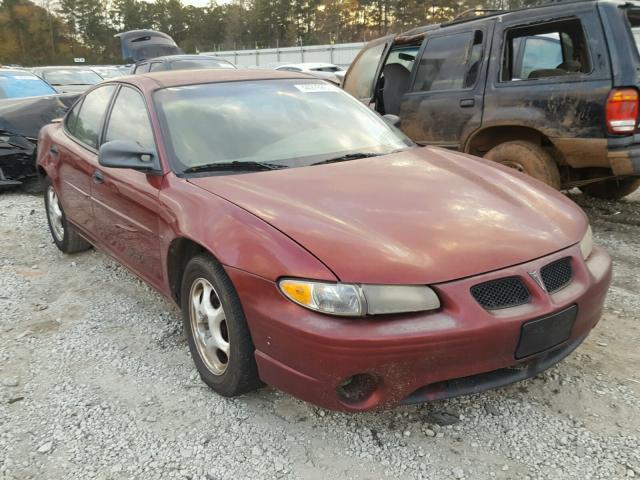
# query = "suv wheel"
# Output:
<box><xmin>180</xmin><ymin>253</ymin><xmax>262</xmax><ymax>397</ymax></box>
<box><xmin>580</xmin><ymin>177</ymin><xmax>640</xmax><ymax>200</ymax></box>
<box><xmin>484</xmin><ymin>141</ymin><xmax>561</xmax><ymax>189</ymax></box>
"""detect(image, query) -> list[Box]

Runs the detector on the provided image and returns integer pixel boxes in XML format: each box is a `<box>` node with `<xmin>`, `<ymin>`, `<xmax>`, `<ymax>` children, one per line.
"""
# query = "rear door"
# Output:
<box><xmin>399</xmin><ymin>23</ymin><xmax>492</xmax><ymax>148</ymax></box>
<box><xmin>91</xmin><ymin>85</ymin><xmax>164</xmax><ymax>287</ymax></box>
<box><xmin>343</xmin><ymin>35</ymin><xmax>394</xmax><ymax>107</ymax></box>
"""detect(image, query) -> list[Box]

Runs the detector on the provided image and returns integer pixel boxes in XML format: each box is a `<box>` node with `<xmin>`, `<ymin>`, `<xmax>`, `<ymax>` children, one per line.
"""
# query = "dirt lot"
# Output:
<box><xmin>0</xmin><ymin>189</ymin><xmax>639</xmax><ymax>480</ymax></box>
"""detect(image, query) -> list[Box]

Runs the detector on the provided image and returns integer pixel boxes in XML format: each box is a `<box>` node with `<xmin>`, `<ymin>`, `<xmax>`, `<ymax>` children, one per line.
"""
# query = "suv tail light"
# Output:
<box><xmin>606</xmin><ymin>88</ymin><xmax>639</xmax><ymax>135</ymax></box>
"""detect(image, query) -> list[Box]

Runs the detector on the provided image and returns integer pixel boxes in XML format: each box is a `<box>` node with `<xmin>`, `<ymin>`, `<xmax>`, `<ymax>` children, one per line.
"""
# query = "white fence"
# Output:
<box><xmin>201</xmin><ymin>42</ymin><xmax>366</xmax><ymax>68</ymax></box>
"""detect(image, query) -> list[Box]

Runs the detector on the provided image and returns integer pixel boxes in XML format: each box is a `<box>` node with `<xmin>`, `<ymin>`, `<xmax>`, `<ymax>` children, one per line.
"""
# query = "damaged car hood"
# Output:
<box><xmin>0</xmin><ymin>94</ymin><xmax>78</xmax><ymax>138</ymax></box>
<box><xmin>188</xmin><ymin>147</ymin><xmax>588</xmax><ymax>285</ymax></box>
<box><xmin>115</xmin><ymin>30</ymin><xmax>182</xmax><ymax>63</ymax></box>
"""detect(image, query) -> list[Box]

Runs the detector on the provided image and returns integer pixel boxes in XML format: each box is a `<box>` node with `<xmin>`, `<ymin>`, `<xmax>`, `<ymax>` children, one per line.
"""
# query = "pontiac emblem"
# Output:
<box><xmin>528</xmin><ymin>271</ymin><xmax>546</xmax><ymax>292</ymax></box>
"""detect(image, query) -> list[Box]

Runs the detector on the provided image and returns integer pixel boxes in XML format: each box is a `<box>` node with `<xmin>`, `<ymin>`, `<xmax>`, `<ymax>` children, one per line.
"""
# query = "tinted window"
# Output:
<box><xmin>502</xmin><ymin>18</ymin><xmax>591</xmax><ymax>81</ymax></box>
<box><xmin>72</xmin><ymin>85</ymin><xmax>117</xmax><ymax>148</ymax></box>
<box><xmin>0</xmin><ymin>71</ymin><xmax>56</xmax><ymax>99</ymax></box>
<box><xmin>628</xmin><ymin>9</ymin><xmax>640</xmax><ymax>56</ymax></box>
<box><xmin>343</xmin><ymin>42</ymin><xmax>387</xmax><ymax>99</ymax></box>
<box><xmin>65</xmin><ymin>101</ymin><xmax>81</xmax><ymax>134</ymax></box>
<box><xmin>149</xmin><ymin>62</ymin><xmax>164</xmax><ymax>72</ymax></box>
<box><xmin>413</xmin><ymin>32</ymin><xmax>473</xmax><ymax>92</ymax></box>
<box><xmin>105</xmin><ymin>87</ymin><xmax>155</xmax><ymax>150</ymax></box>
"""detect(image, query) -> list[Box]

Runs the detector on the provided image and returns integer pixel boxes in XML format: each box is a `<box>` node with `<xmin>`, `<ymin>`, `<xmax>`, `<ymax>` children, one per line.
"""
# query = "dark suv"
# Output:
<box><xmin>343</xmin><ymin>0</ymin><xmax>640</xmax><ymax>199</ymax></box>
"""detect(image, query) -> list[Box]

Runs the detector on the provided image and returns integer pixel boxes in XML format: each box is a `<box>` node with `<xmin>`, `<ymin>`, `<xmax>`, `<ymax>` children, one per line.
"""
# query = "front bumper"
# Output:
<box><xmin>227</xmin><ymin>245</ymin><xmax>612</xmax><ymax>412</ymax></box>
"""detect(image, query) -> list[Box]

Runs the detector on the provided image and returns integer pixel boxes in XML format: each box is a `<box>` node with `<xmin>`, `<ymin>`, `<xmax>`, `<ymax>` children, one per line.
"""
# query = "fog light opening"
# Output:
<box><xmin>336</xmin><ymin>374</ymin><xmax>378</xmax><ymax>405</ymax></box>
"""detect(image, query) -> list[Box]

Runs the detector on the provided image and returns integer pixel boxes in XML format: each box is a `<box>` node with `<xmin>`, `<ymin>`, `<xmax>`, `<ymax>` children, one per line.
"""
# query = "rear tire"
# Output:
<box><xmin>580</xmin><ymin>177</ymin><xmax>640</xmax><ymax>200</ymax></box>
<box><xmin>180</xmin><ymin>253</ymin><xmax>262</xmax><ymax>397</ymax></box>
<box><xmin>44</xmin><ymin>178</ymin><xmax>92</xmax><ymax>254</ymax></box>
<box><xmin>484</xmin><ymin>141</ymin><xmax>561</xmax><ymax>189</ymax></box>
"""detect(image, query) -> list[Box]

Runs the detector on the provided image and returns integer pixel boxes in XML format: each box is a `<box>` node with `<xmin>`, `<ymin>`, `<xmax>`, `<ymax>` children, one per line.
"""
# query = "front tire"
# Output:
<box><xmin>484</xmin><ymin>141</ymin><xmax>561</xmax><ymax>189</ymax></box>
<box><xmin>44</xmin><ymin>178</ymin><xmax>91</xmax><ymax>254</ymax></box>
<box><xmin>580</xmin><ymin>177</ymin><xmax>640</xmax><ymax>200</ymax></box>
<box><xmin>180</xmin><ymin>253</ymin><xmax>261</xmax><ymax>397</ymax></box>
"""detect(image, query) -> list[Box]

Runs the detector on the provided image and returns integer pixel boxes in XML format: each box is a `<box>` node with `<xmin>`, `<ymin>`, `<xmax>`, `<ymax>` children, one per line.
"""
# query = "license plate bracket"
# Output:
<box><xmin>516</xmin><ymin>305</ymin><xmax>577</xmax><ymax>359</ymax></box>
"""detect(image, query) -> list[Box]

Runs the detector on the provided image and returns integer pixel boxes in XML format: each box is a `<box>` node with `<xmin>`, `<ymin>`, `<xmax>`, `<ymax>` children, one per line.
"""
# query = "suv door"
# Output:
<box><xmin>91</xmin><ymin>85</ymin><xmax>164</xmax><ymax>287</ymax></box>
<box><xmin>57</xmin><ymin>85</ymin><xmax>117</xmax><ymax>234</ymax></box>
<box><xmin>343</xmin><ymin>35</ymin><xmax>394</xmax><ymax>107</ymax></box>
<box><xmin>400</xmin><ymin>23</ymin><xmax>492</xmax><ymax>148</ymax></box>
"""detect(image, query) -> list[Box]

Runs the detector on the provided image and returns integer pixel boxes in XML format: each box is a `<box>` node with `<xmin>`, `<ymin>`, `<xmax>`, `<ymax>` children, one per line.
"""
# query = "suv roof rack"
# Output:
<box><xmin>450</xmin><ymin>9</ymin><xmax>505</xmax><ymax>23</ymax></box>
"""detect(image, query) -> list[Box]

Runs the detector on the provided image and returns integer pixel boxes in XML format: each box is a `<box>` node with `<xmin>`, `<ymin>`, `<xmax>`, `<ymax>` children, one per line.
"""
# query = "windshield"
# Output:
<box><xmin>0</xmin><ymin>71</ymin><xmax>57</xmax><ymax>99</ymax></box>
<box><xmin>92</xmin><ymin>67</ymin><xmax>124</xmax><ymax>79</ymax></box>
<box><xmin>170</xmin><ymin>59</ymin><xmax>236</xmax><ymax>70</ymax></box>
<box><xmin>42</xmin><ymin>69</ymin><xmax>103</xmax><ymax>86</ymax></box>
<box><xmin>154</xmin><ymin>79</ymin><xmax>412</xmax><ymax>174</ymax></box>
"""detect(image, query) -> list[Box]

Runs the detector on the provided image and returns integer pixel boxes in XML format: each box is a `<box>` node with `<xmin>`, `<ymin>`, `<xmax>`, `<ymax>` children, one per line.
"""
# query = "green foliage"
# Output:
<box><xmin>0</xmin><ymin>0</ymin><xmax>553</xmax><ymax>66</ymax></box>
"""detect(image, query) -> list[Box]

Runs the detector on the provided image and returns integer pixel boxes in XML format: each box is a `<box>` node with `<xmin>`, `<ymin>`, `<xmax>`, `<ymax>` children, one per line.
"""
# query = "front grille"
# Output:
<box><xmin>471</xmin><ymin>277</ymin><xmax>530</xmax><ymax>310</ymax></box>
<box><xmin>541</xmin><ymin>257</ymin><xmax>573</xmax><ymax>293</ymax></box>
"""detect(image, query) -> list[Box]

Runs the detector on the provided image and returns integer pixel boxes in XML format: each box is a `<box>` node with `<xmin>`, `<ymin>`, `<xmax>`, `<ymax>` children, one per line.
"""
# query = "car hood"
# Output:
<box><xmin>188</xmin><ymin>148</ymin><xmax>587</xmax><ymax>284</ymax></box>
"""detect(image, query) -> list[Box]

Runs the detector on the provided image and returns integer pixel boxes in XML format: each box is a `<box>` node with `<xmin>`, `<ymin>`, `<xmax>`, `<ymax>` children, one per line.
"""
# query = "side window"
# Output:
<box><xmin>64</xmin><ymin>100</ymin><xmax>82</xmax><ymax>135</ymax></box>
<box><xmin>344</xmin><ymin>42</ymin><xmax>387</xmax><ymax>99</ymax></box>
<box><xmin>502</xmin><ymin>18</ymin><xmax>591</xmax><ymax>81</ymax></box>
<box><xmin>149</xmin><ymin>62</ymin><xmax>164</xmax><ymax>72</ymax></box>
<box><xmin>134</xmin><ymin>63</ymin><xmax>149</xmax><ymax>74</ymax></box>
<box><xmin>104</xmin><ymin>87</ymin><xmax>155</xmax><ymax>150</ymax></box>
<box><xmin>71</xmin><ymin>85</ymin><xmax>117</xmax><ymax>148</ymax></box>
<box><xmin>412</xmin><ymin>32</ymin><xmax>475</xmax><ymax>92</ymax></box>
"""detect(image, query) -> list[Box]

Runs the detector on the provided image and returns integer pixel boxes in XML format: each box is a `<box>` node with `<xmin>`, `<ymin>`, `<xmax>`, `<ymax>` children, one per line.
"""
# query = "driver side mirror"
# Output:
<box><xmin>98</xmin><ymin>140</ymin><xmax>159</xmax><ymax>173</ymax></box>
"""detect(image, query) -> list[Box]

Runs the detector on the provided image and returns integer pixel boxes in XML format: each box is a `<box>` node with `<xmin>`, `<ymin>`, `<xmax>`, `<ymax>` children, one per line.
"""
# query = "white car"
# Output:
<box><xmin>274</xmin><ymin>63</ymin><xmax>345</xmax><ymax>83</ymax></box>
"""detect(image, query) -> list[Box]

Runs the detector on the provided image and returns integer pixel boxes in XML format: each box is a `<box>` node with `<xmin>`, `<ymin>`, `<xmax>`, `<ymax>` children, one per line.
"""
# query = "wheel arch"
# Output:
<box><xmin>167</xmin><ymin>237</ymin><xmax>211</xmax><ymax>306</ymax></box>
<box><xmin>464</xmin><ymin>125</ymin><xmax>560</xmax><ymax>160</ymax></box>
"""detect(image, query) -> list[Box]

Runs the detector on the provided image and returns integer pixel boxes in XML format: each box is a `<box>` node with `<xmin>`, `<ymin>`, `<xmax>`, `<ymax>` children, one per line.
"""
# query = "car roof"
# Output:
<box><xmin>33</xmin><ymin>66</ymin><xmax>97</xmax><ymax>71</ymax></box>
<box><xmin>141</xmin><ymin>54</ymin><xmax>231</xmax><ymax>63</ymax></box>
<box><xmin>0</xmin><ymin>68</ymin><xmax>38</xmax><ymax>75</ymax></box>
<box><xmin>113</xmin><ymin>68</ymin><xmax>314</xmax><ymax>92</ymax></box>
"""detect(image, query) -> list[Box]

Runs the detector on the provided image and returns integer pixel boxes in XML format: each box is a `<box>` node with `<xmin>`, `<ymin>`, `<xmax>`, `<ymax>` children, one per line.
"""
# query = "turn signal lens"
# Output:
<box><xmin>606</xmin><ymin>88</ymin><xmax>638</xmax><ymax>135</ymax></box>
<box><xmin>278</xmin><ymin>279</ymin><xmax>364</xmax><ymax>316</ymax></box>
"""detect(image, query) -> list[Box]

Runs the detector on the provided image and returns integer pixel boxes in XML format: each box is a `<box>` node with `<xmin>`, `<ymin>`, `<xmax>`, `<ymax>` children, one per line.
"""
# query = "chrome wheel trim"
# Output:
<box><xmin>47</xmin><ymin>186</ymin><xmax>64</xmax><ymax>242</ymax></box>
<box><xmin>189</xmin><ymin>278</ymin><xmax>230</xmax><ymax>375</ymax></box>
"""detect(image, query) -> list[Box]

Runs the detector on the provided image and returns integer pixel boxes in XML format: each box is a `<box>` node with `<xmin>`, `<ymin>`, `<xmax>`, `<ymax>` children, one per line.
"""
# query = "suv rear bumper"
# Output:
<box><xmin>609</xmin><ymin>145</ymin><xmax>640</xmax><ymax>176</ymax></box>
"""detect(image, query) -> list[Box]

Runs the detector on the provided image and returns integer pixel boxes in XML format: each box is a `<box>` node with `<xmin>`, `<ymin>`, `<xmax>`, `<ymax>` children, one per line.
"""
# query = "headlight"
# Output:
<box><xmin>278</xmin><ymin>279</ymin><xmax>440</xmax><ymax>317</ymax></box>
<box><xmin>579</xmin><ymin>225</ymin><xmax>593</xmax><ymax>260</ymax></box>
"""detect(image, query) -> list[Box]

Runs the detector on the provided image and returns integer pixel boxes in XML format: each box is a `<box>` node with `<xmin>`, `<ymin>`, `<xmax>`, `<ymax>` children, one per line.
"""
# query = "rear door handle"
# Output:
<box><xmin>92</xmin><ymin>170</ymin><xmax>104</xmax><ymax>184</ymax></box>
<box><xmin>459</xmin><ymin>98</ymin><xmax>475</xmax><ymax>108</ymax></box>
<box><xmin>49</xmin><ymin>145</ymin><xmax>59</xmax><ymax>156</ymax></box>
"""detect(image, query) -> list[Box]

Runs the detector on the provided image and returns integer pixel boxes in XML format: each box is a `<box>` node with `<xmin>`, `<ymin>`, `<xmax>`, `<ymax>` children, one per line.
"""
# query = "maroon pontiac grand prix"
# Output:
<box><xmin>37</xmin><ymin>69</ymin><xmax>612</xmax><ymax>411</ymax></box>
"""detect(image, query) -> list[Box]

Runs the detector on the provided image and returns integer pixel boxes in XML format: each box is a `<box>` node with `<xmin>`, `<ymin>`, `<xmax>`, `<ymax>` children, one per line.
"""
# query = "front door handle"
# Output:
<box><xmin>92</xmin><ymin>170</ymin><xmax>104</xmax><ymax>184</ymax></box>
<box><xmin>459</xmin><ymin>98</ymin><xmax>475</xmax><ymax>108</ymax></box>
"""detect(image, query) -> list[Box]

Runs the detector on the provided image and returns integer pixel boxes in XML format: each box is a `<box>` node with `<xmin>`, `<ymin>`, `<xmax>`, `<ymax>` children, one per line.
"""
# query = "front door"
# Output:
<box><xmin>343</xmin><ymin>35</ymin><xmax>394</xmax><ymax>108</ymax></box>
<box><xmin>91</xmin><ymin>85</ymin><xmax>164</xmax><ymax>287</ymax></box>
<box><xmin>56</xmin><ymin>85</ymin><xmax>117</xmax><ymax>233</ymax></box>
<box><xmin>399</xmin><ymin>23</ymin><xmax>493</xmax><ymax>149</ymax></box>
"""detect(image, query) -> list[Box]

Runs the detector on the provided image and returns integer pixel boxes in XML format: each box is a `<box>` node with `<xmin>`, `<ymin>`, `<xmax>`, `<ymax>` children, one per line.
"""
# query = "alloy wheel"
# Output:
<box><xmin>189</xmin><ymin>278</ymin><xmax>230</xmax><ymax>375</ymax></box>
<box><xmin>47</xmin><ymin>185</ymin><xmax>64</xmax><ymax>242</ymax></box>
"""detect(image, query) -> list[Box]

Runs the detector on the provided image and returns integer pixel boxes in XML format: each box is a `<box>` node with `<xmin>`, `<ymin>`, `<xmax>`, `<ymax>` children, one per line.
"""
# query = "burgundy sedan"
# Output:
<box><xmin>37</xmin><ymin>69</ymin><xmax>612</xmax><ymax>411</ymax></box>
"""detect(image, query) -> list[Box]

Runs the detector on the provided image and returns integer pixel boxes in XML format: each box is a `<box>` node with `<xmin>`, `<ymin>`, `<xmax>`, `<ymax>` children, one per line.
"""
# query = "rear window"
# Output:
<box><xmin>0</xmin><ymin>71</ymin><xmax>56</xmax><ymax>99</ymax></box>
<box><xmin>627</xmin><ymin>9</ymin><xmax>640</xmax><ymax>55</ymax></box>
<box><xmin>170</xmin><ymin>59</ymin><xmax>236</xmax><ymax>70</ymax></box>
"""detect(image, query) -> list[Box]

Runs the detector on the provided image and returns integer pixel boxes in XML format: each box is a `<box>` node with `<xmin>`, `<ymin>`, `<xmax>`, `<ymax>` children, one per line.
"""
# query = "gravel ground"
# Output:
<box><xmin>0</xmin><ymin>189</ymin><xmax>639</xmax><ymax>480</ymax></box>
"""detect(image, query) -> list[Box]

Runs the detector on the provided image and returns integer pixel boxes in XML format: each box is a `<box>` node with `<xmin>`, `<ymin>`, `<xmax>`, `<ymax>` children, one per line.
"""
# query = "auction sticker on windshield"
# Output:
<box><xmin>294</xmin><ymin>83</ymin><xmax>338</xmax><ymax>93</ymax></box>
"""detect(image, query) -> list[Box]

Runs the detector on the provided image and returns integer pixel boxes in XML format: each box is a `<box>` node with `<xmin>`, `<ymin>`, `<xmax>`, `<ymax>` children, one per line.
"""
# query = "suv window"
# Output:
<box><xmin>502</xmin><ymin>18</ymin><xmax>591</xmax><ymax>81</ymax></box>
<box><xmin>627</xmin><ymin>9</ymin><xmax>640</xmax><ymax>56</ymax></box>
<box><xmin>344</xmin><ymin>42</ymin><xmax>387</xmax><ymax>99</ymax></box>
<box><xmin>70</xmin><ymin>85</ymin><xmax>117</xmax><ymax>148</ymax></box>
<box><xmin>105</xmin><ymin>87</ymin><xmax>155</xmax><ymax>150</ymax></box>
<box><xmin>412</xmin><ymin>31</ymin><xmax>480</xmax><ymax>92</ymax></box>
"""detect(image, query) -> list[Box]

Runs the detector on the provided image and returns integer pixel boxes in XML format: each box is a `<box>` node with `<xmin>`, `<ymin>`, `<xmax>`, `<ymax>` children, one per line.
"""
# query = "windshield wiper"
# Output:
<box><xmin>182</xmin><ymin>161</ymin><xmax>287</xmax><ymax>174</ymax></box>
<box><xmin>311</xmin><ymin>152</ymin><xmax>383</xmax><ymax>166</ymax></box>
